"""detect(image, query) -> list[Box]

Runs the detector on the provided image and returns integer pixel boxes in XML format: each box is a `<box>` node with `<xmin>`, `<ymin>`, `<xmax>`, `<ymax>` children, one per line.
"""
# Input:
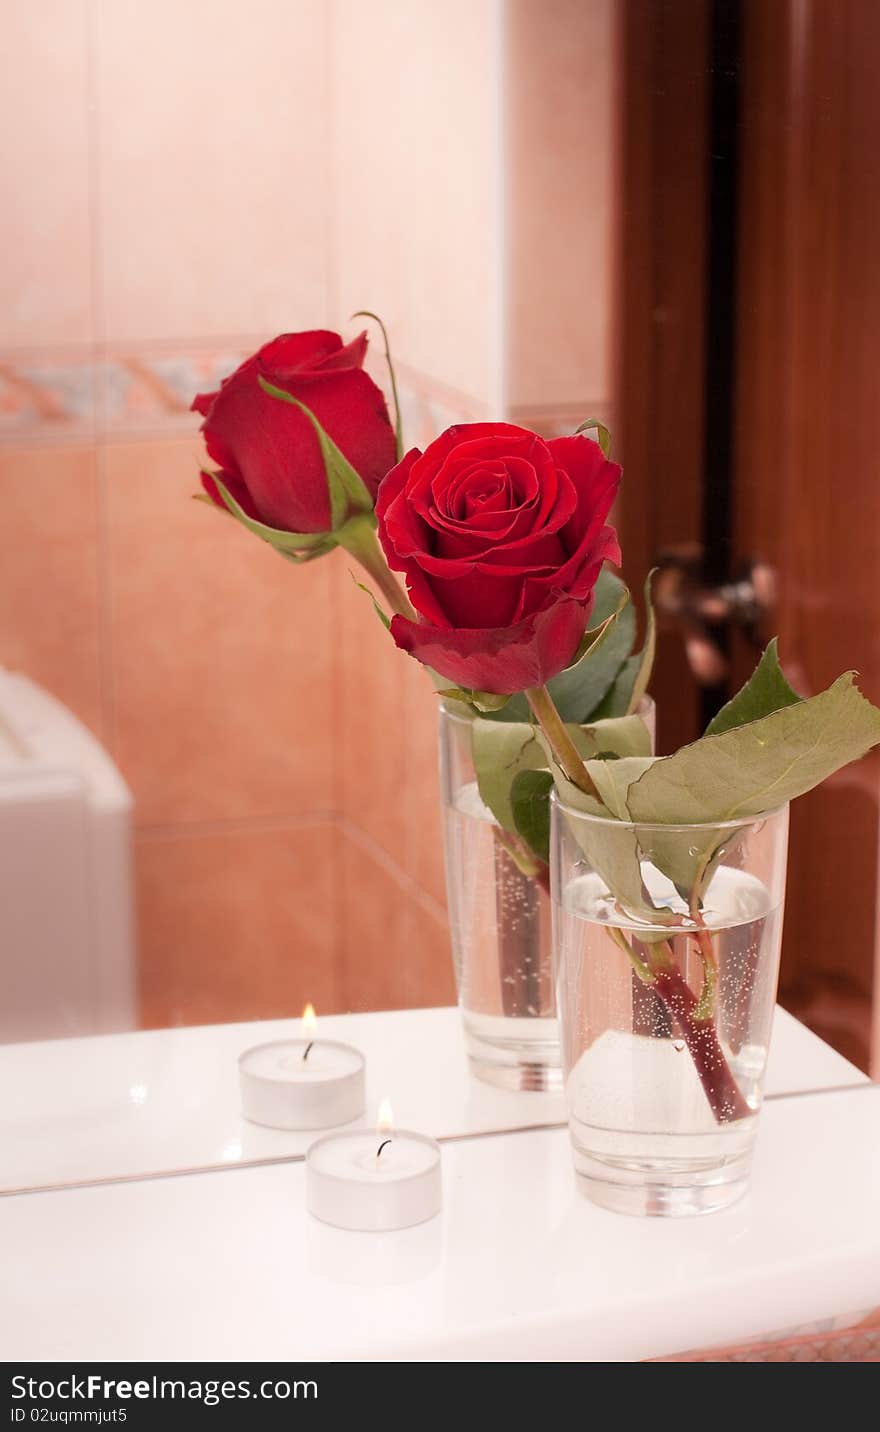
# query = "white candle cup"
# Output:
<box><xmin>306</xmin><ymin>1129</ymin><xmax>443</xmax><ymax>1232</ymax></box>
<box><xmin>239</xmin><ymin>1039</ymin><xmax>365</xmax><ymax>1131</ymax></box>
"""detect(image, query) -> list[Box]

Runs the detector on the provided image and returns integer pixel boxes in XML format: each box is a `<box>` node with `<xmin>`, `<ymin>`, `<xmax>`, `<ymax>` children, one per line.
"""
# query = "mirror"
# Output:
<box><xmin>1</xmin><ymin>0</ymin><xmax>875</xmax><ymax>1194</ymax></box>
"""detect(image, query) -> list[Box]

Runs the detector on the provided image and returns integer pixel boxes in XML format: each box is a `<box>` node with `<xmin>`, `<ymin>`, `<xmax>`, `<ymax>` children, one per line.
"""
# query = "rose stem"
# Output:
<box><xmin>525</xmin><ymin>685</ymin><xmax>600</xmax><ymax>799</ymax></box>
<box><xmin>606</xmin><ymin>928</ymin><xmax>750</xmax><ymax>1123</ymax></box>
<box><xmin>339</xmin><ymin>519</ymin><xmax>417</xmax><ymax>620</ymax></box>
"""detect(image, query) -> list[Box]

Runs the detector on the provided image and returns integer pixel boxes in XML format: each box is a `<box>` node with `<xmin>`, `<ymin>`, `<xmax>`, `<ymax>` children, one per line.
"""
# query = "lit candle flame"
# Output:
<box><xmin>376</xmin><ymin>1097</ymin><xmax>394</xmax><ymax>1134</ymax></box>
<box><xmin>301</xmin><ymin>1002</ymin><xmax>317</xmax><ymax>1039</ymax></box>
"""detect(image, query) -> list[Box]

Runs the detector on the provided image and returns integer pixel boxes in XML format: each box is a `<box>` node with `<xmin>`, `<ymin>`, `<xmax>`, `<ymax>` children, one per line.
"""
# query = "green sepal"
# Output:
<box><xmin>437</xmin><ymin>686</ymin><xmax>512</xmax><ymax>713</ymax></box>
<box><xmin>573</xmin><ymin>416</ymin><xmax>612</xmax><ymax>458</ymax></box>
<box><xmin>352</xmin><ymin>310</ymin><xmax>403</xmax><ymax>462</ymax></box>
<box><xmin>205</xmin><ymin>472</ymin><xmax>337</xmax><ymax>560</ymax></box>
<box><xmin>257</xmin><ymin>377</ymin><xmax>375</xmax><ymax>529</ymax></box>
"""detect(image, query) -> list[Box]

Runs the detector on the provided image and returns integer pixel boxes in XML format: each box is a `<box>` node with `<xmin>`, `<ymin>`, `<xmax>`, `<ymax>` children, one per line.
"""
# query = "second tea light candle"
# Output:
<box><xmin>239</xmin><ymin>1005</ymin><xmax>365</xmax><ymax>1130</ymax></box>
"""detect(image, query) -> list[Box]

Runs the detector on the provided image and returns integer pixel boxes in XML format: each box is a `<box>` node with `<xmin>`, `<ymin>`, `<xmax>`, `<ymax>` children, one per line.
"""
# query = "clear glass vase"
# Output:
<box><xmin>550</xmin><ymin>796</ymin><xmax>789</xmax><ymax>1216</ymax></box>
<box><xmin>439</xmin><ymin>699</ymin><xmax>655</xmax><ymax>1092</ymax></box>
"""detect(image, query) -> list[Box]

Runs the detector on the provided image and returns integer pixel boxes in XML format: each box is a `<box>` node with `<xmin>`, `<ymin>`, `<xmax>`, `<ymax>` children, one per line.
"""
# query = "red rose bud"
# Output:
<box><xmin>193</xmin><ymin>330</ymin><xmax>397</xmax><ymax>535</ymax></box>
<box><xmin>375</xmin><ymin>422</ymin><xmax>621</xmax><ymax>695</ymax></box>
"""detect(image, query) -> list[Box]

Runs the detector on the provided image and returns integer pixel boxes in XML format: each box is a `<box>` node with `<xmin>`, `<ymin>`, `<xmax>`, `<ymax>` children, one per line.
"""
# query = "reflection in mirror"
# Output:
<box><xmin>1</xmin><ymin>0</ymin><xmax>877</xmax><ymax>1195</ymax></box>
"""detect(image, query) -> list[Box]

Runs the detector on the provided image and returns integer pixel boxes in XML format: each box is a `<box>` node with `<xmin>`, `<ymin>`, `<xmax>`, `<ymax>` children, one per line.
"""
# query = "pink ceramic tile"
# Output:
<box><xmin>338</xmin><ymin>829</ymin><xmax>411</xmax><ymax>1012</ymax></box>
<box><xmin>403</xmin><ymin>898</ymin><xmax>456</xmax><ymax>1009</ymax></box>
<box><xmin>0</xmin><ymin>5</ymin><xmax>93</xmax><ymax>348</ymax></box>
<box><xmin>337</xmin><ymin>826</ymin><xmax>454</xmax><ymax>1013</ymax></box>
<box><xmin>403</xmin><ymin>657</ymin><xmax>447</xmax><ymax>908</ymax></box>
<box><xmin>136</xmin><ymin>820</ymin><xmax>339</xmax><ymax>1028</ymax></box>
<box><xmin>93</xmin><ymin>0</ymin><xmax>330</xmax><ymax>343</ymax></box>
<box><xmin>505</xmin><ymin>0</ymin><xmax>617</xmax><ymax>410</ymax></box>
<box><xmin>331</xmin><ymin>0</ymin><xmax>499</xmax><ymax>406</ymax></box>
<box><xmin>105</xmin><ymin>436</ymin><xmax>335</xmax><ymax>825</ymax></box>
<box><xmin>0</xmin><ymin>444</ymin><xmax>102</xmax><ymax>735</ymax></box>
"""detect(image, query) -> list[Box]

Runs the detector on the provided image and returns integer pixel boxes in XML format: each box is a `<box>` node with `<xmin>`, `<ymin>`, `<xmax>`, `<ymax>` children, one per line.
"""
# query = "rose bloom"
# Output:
<box><xmin>376</xmin><ymin>422</ymin><xmax>621</xmax><ymax>694</ymax></box>
<box><xmin>193</xmin><ymin>330</ymin><xmax>397</xmax><ymax>534</ymax></box>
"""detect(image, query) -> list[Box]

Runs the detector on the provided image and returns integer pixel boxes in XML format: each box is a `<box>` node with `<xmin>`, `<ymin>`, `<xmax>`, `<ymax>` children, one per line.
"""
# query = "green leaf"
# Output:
<box><xmin>257</xmin><ymin>377</ymin><xmax>375</xmax><ymax>529</ymax></box>
<box><xmin>587</xmin><ymin>570</ymin><xmax>656</xmax><ymax>720</ymax></box>
<box><xmin>472</xmin><ymin>721</ymin><xmax>547</xmax><ymax>832</ymax></box>
<box><xmin>627</xmin><ymin>672</ymin><xmax>880</xmax><ymax>903</ymax></box>
<box><xmin>510</xmin><ymin>769</ymin><xmax>554</xmax><ymax>864</ymax></box>
<box><xmin>573</xmin><ymin>416</ymin><xmax>612</xmax><ymax>458</ymax></box>
<box><xmin>584</xmin><ymin>755</ymin><xmax>659</xmax><ymax>821</ymax></box>
<box><xmin>631</xmin><ymin>672</ymin><xmax>880</xmax><ymax>826</ymax></box>
<box><xmin>589</xmin><ymin>654</ymin><xmax>640</xmax><ymax>720</ymax></box>
<box><xmin>474</xmin><ymin>712</ymin><xmax>651</xmax><ymax>836</ymax></box>
<box><xmin>352</xmin><ymin>310</ymin><xmax>403</xmax><ymax>462</ymax></box>
<box><xmin>705</xmin><ymin>637</ymin><xmax>801</xmax><ymax>736</ymax></box>
<box><xmin>482</xmin><ymin>569</ymin><xmax>635</xmax><ymax>724</ymax></box>
<box><xmin>206</xmin><ymin>473</ymin><xmax>336</xmax><ymax>557</ymax></box>
<box><xmin>551</xmin><ymin>766</ymin><xmax>678</xmax><ymax>928</ymax></box>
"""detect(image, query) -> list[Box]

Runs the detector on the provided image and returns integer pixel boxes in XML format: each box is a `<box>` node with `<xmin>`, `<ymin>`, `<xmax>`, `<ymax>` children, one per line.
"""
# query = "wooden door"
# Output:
<box><xmin>616</xmin><ymin>0</ymin><xmax>880</xmax><ymax>1071</ymax></box>
<box><xmin>734</xmin><ymin>0</ymin><xmax>880</xmax><ymax>1071</ymax></box>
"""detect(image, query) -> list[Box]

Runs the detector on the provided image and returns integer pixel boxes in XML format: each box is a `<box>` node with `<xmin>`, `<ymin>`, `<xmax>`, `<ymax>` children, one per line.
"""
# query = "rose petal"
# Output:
<box><xmin>388</xmin><ymin>596</ymin><xmax>592</xmax><ymax>695</ymax></box>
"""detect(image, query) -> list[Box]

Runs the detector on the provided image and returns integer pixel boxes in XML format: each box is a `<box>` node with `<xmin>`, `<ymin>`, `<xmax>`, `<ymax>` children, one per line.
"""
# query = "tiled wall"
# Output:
<box><xmin>0</xmin><ymin>1</ymin><xmax>616</xmax><ymax>1029</ymax></box>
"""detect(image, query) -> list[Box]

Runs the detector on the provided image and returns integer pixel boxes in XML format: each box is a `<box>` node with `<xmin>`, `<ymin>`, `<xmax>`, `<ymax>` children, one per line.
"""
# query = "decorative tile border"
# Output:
<box><xmin>0</xmin><ymin>345</ymin><xmax>484</xmax><ymax>448</ymax></box>
<box><xmin>0</xmin><ymin>344</ymin><xmax>608</xmax><ymax>448</ymax></box>
<box><xmin>0</xmin><ymin>345</ymin><xmax>249</xmax><ymax>443</ymax></box>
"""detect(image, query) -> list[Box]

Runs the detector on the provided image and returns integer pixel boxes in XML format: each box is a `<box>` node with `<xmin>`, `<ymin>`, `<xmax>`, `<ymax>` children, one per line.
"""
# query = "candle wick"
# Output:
<box><xmin>302</xmin><ymin>1041</ymin><xmax>314</xmax><ymax>1062</ymax></box>
<box><xmin>376</xmin><ymin>1138</ymin><xmax>392</xmax><ymax>1160</ymax></box>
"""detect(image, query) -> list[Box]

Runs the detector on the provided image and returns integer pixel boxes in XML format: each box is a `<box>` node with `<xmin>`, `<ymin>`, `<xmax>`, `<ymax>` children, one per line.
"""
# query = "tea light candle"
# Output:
<box><xmin>306</xmin><ymin>1100</ymin><xmax>442</xmax><ymax>1232</ymax></box>
<box><xmin>239</xmin><ymin>1005</ymin><xmax>365</xmax><ymax>1131</ymax></box>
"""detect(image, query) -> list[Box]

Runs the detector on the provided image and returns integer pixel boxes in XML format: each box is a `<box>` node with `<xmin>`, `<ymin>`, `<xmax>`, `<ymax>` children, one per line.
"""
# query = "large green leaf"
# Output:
<box><xmin>630</xmin><ymin>672</ymin><xmax>880</xmax><ymax>825</ymax></box>
<box><xmin>705</xmin><ymin>637</ymin><xmax>801</xmax><ymax>736</ymax></box>
<box><xmin>258</xmin><ymin>378</ymin><xmax>375</xmax><ymax>529</ymax></box>
<box><xmin>627</xmin><ymin>671</ymin><xmax>880</xmax><ymax>901</ymax></box>
<box><xmin>482</xmin><ymin>569</ymin><xmax>635</xmax><ymax>724</ymax></box>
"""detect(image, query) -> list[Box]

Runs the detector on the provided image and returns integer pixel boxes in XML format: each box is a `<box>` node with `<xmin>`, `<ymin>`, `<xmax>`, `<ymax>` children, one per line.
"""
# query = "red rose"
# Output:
<box><xmin>193</xmin><ymin>330</ymin><xmax>397</xmax><ymax>534</ymax></box>
<box><xmin>375</xmin><ymin>422</ymin><xmax>621</xmax><ymax>695</ymax></box>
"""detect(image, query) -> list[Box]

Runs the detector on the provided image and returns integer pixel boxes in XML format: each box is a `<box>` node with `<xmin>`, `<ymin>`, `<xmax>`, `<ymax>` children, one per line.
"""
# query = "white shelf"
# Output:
<box><xmin>2</xmin><ymin>1083</ymin><xmax>878</xmax><ymax>1361</ymax></box>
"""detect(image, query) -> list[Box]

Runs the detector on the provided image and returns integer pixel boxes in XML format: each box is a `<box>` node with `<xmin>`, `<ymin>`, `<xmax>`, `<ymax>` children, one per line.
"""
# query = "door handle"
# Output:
<box><xmin>652</xmin><ymin>545</ymin><xmax>776</xmax><ymax>685</ymax></box>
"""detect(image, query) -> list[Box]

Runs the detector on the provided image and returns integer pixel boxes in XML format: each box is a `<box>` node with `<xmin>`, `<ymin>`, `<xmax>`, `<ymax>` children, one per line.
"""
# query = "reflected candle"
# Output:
<box><xmin>307</xmin><ymin>1099</ymin><xmax>442</xmax><ymax>1232</ymax></box>
<box><xmin>239</xmin><ymin>1004</ymin><xmax>365</xmax><ymax>1131</ymax></box>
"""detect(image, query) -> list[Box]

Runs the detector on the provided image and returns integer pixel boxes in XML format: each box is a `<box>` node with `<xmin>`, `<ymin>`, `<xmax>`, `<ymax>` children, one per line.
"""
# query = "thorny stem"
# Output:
<box><xmin>524</xmin><ymin>685</ymin><xmax>599</xmax><ymax>799</ymax></box>
<box><xmin>604</xmin><ymin>927</ymin><xmax>751</xmax><ymax>1124</ymax></box>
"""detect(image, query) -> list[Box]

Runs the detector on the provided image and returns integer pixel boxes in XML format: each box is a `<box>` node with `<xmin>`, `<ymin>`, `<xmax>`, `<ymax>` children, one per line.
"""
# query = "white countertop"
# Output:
<box><xmin>0</xmin><ymin>1004</ymin><xmax>864</xmax><ymax>1194</ymax></box>
<box><xmin>2</xmin><ymin>1082</ymin><xmax>879</xmax><ymax>1362</ymax></box>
